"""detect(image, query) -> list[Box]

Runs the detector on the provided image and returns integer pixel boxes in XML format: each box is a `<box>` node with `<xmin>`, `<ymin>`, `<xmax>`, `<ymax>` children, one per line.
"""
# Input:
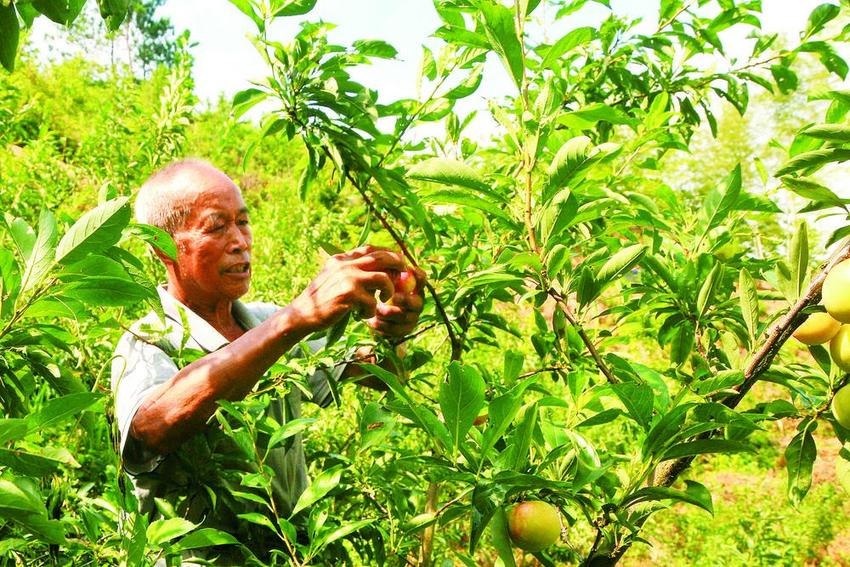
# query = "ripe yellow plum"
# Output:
<box><xmin>824</xmin><ymin>259</ymin><xmax>850</xmax><ymax>323</ymax></box>
<box><xmin>793</xmin><ymin>312</ymin><xmax>841</xmax><ymax>345</ymax></box>
<box><xmin>831</xmin><ymin>326</ymin><xmax>850</xmax><ymax>374</ymax></box>
<box><xmin>831</xmin><ymin>383</ymin><xmax>850</xmax><ymax>428</ymax></box>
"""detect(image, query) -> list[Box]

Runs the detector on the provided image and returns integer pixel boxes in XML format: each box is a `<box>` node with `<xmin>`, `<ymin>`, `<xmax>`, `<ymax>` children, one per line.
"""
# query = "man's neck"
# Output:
<box><xmin>165</xmin><ymin>282</ymin><xmax>244</xmax><ymax>341</ymax></box>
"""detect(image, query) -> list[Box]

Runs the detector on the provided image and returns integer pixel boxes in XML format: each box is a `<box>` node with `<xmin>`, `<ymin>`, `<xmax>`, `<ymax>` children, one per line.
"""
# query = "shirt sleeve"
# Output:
<box><xmin>111</xmin><ymin>333</ymin><xmax>179</xmax><ymax>475</ymax></box>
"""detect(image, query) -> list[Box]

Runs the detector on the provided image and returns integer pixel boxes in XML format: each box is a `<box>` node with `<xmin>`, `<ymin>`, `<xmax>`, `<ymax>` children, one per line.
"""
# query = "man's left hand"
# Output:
<box><xmin>367</xmin><ymin>267</ymin><xmax>426</xmax><ymax>338</ymax></box>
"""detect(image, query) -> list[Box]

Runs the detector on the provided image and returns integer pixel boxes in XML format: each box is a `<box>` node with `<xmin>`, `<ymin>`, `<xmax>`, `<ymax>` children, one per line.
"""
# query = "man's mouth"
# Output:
<box><xmin>223</xmin><ymin>263</ymin><xmax>251</xmax><ymax>274</ymax></box>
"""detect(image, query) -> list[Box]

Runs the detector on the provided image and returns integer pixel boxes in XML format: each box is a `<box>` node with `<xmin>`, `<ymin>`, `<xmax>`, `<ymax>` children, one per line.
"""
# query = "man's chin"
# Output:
<box><xmin>220</xmin><ymin>279</ymin><xmax>251</xmax><ymax>300</ymax></box>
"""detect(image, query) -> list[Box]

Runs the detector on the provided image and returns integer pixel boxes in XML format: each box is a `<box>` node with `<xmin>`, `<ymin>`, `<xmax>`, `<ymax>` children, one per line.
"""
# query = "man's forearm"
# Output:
<box><xmin>131</xmin><ymin>305</ymin><xmax>311</xmax><ymax>454</ymax></box>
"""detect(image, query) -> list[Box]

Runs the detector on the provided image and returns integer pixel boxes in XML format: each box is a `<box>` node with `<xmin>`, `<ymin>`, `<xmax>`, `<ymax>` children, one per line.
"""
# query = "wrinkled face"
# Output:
<box><xmin>170</xmin><ymin>171</ymin><xmax>253</xmax><ymax>303</ymax></box>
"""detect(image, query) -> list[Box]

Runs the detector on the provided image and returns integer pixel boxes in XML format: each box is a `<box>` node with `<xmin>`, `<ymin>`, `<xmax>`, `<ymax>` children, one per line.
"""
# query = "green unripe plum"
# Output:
<box><xmin>507</xmin><ymin>501</ymin><xmax>561</xmax><ymax>552</ymax></box>
<box><xmin>831</xmin><ymin>384</ymin><xmax>850</xmax><ymax>429</ymax></box>
<box><xmin>831</xmin><ymin>325</ymin><xmax>850</xmax><ymax>373</ymax></box>
<box><xmin>824</xmin><ymin>260</ymin><xmax>850</xmax><ymax>323</ymax></box>
<box><xmin>793</xmin><ymin>312</ymin><xmax>841</xmax><ymax>345</ymax></box>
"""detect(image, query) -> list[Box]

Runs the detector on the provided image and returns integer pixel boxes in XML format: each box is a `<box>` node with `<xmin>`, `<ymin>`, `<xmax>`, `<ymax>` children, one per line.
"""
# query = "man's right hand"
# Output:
<box><xmin>289</xmin><ymin>245</ymin><xmax>407</xmax><ymax>333</ymax></box>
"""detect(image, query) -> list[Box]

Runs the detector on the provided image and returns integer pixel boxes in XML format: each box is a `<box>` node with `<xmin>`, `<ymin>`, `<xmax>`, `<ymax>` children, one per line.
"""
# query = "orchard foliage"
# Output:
<box><xmin>1</xmin><ymin>0</ymin><xmax>850</xmax><ymax>565</ymax></box>
<box><xmin>227</xmin><ymin>0</ymin><xmax>850</xmax><ymax>564</ymax></box>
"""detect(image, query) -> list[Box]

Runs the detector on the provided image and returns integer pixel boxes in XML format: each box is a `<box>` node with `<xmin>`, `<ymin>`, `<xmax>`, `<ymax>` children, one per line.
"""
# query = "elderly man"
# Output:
<box><xmin>111</xmin><ymin>159</ymin><xmax>423</xmax><ymax>558</ymax></box>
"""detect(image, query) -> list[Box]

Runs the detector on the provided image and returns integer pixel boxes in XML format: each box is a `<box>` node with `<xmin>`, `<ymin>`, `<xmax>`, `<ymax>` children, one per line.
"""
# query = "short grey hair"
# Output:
<box><xmin>134</xmin><ymin>158</ymin><xmax>218</xmax><ymax>235</ymax></box>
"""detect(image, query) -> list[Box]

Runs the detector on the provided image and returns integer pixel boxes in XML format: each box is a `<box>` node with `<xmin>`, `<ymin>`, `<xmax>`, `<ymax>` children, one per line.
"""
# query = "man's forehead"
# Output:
<box><xmin>202</xmin><ymin>207</ymin><xmax>250</xmax><ymax>220</ymax></box>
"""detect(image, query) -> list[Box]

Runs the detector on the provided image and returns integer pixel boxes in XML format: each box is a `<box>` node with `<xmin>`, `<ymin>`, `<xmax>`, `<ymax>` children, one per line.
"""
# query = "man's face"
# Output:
<box><xmin>171</xmin><ymin>171</ymin><xmax>253</xmax><ymax>304</ymax></box>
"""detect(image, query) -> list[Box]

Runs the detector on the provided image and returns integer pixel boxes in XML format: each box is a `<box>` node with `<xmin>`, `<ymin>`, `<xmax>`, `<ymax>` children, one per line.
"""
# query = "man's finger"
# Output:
<box><xmin>354</xmin><ymin>292</ymin><xmax>378</xmax><ymax>320</ymax></box>
<box><xmin>352</xmin><ymin>250</ymin><xmax>406</xmax><ymax>273</ymax></box>
<box><xmin>336</xmin><ymin>245</ymin><xmax>390</xmax><ymax>261</ymax></box>
<box><xmin>359</xmin><ymin>271</ymin><xmax>395</xmax><ymax>301</ymax></box>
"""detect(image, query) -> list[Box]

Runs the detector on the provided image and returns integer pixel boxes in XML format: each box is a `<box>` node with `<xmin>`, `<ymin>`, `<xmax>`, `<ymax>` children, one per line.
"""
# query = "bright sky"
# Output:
<box><xmin>156</xmin><ymin>0</ymin><xmax>827</xmax><ymax>103</ymax></box>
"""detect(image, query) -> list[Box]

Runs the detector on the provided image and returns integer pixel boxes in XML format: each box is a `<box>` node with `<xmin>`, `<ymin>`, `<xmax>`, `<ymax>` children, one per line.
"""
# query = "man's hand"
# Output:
<box><xmin>289</xmin><ymin>245</ymin><xmax>406</xmax><ymax>333</ymax></box>
<box><xmin>367</xmin><ymin>267</ymin><xmax>426</xmax><ymax>338</ymax></box>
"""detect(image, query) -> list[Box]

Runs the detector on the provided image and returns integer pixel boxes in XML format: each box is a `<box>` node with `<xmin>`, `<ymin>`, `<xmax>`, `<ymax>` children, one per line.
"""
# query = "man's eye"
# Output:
<box><xmin>210</xmin><ymin>225</ymin><xmax>225</xmax><ymax>232</ymax></box>
<box><xmin>238</xmin><ymin>219</ymin><xmax>250</xmax><ymax>226</ymax></box>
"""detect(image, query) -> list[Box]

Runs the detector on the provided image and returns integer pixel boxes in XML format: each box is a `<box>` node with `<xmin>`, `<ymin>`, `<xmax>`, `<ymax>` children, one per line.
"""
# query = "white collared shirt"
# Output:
<box><xmin>110</xmin><ymin>286</ymin><xmax>340</xmax><ymax>517</ymax></box>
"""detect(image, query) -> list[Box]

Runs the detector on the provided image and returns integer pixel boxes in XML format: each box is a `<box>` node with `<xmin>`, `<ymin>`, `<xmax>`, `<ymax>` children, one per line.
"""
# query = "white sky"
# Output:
<box><xmin>147</xmin><ymin>0</ymin><xmax>834</xmax><ymax>140</ymax></box>
<box><xmin>154</xmin><ymin>1</ymin><xmax>827</xmax><ymax>100</ymax></box>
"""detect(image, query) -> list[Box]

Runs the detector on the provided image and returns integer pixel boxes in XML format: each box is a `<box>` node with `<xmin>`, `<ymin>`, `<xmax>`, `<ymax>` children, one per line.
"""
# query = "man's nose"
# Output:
<box><xmin>228</xmin><ymin>225</ymin><xmax>251</xmax><ymax>252</ymax></box>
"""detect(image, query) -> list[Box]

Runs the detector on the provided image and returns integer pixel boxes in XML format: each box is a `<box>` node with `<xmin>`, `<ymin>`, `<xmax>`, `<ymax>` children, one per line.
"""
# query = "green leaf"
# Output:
<box><xmin>266</xmin><ymin>418</ymin><xmax>316</xmax><ymax>452</ymax></box>
<box><xmin>32</xmin><ymin>0</ymin><xmax>87</xmax><ymax>25</ymax></box>
<box><xmin>541</xmin><ymin>26</ymin><xmax>594</xmax><ymax>68</ymax></box>
<box><xmin>408</xmin><ymin>158</ymin><xmax>490</xmax><ymax>193</ymax></box>
<box><xmin>559</xmin><ymin>102</ymin><xmax>635</xmax><ymax>129</ymax></box>
<box><xmin>95</xmin><ymin>0</ymin><xmax>129</xmax><ymax>30</ymax></box>
<box><xmin>3</xmin><ymin>215</ymin><xmax>36</xmax><ymax>262</ymax></box>
<box><xmin>0</xmin><ymin>447</ymin><xmax>78</xmax><ymax>476</ymax></box>
<box><xmin>739</xmin><ymin>269</ymin><xmax>760</xmax><ymax>345</ymax></box>
<box><xmin>776</xmin><ymin>148</ymin><xmax>850</xmax><ymax>177</ymax></box>
<box><xmin>546</xmin><ymin>136</ymin><xmax>592</xmax><ymax>193</ymax></box>
<box><xmin>128</xmin><ymin>223</ymin><xmax>177</xmax><ymax>261</ymax></box>
<box><xmin>172</xmin><ymin>528</ymin><xmax>239</xmax><ymax>551</ymax></box>
<box><xmin>802</xmin><ymin>123</ymin><xmax>850</xmax><ymax>143</ymax></box>
<box><xmin>319</xmin><ymin>519</ymin><xmax>375</xmax><ymax>547</ymax></box>
<box><xmin>63</xmin><ymin>276</ymin><xmax>155</xmax><ymax>307</ymax></box>
<box><xmin>806</xmin><ymin>3</ymin><xmax>840</xmax><ymax>38</ymax></box>
<box><xmin>232</xmin><ymin>87</ymin><xmax>268</xmax><ymax>119</ymax></box>
<box><xmin>610</xmin><ymin>383</ymin><xmax>654</xmax><ymax>429</ymax></box>
<box><xmin>237</xmin><ymin>512</ymin><xmax>277</xmax><ymax>532</ymax></box>
<box><xmin>272</xmin><ymin>0</ymin><xmax>317</xmax><ymax>17</ymax></box>
<box><xmin>290</xmin><ymin>466</ymin><xmax>343</xmax><ymax>517</ymax></box>
<box><xmin>770</xmin><ymin>64</ymin><xmax>799</xmax><ymax>94</ymax></box>
<box><xmin>146</xmin><ymin>518</ymin><xmax>197</xmax><ymax>547</ymax></box>
<box><xmin>596</xmin><ymin>244</ymin><xmax>647</xmax><ymax>286</ymax></box>
<box><xmin>786</xmin><ymin>429</ymin><xmax>817</xmax><ymax>506</ymax></box>
<box><xmin>20</xmin><ymin>211</ymin><xmax>57</xmax><ymax>294</ymax></box>
<box><xmin>0</xmin><ymin>477</ymin><xmax>66</xmax><ymax>544</ymax></box>
<box><xmin>780</xmin><ymin>177</ymin><xmax>848</xmax><ymax>209</ymax></box>
<box><xmin>477</xmin><ymin>1</ymin><xmax>524</xmax><ymax>90</ymax></box>
<box><xmin>0</xmin><ymin>248</ymin><xmax>21</xmax><ymax>319</ymax></box>
<box><xmin>788</xmin><ymin>221</ymin><xmax>809</xmax><ymax>300</ymax></box>
<box><xmin>420</xmin><ymin>189</ymin><xmax>514</xmax><ymax>224</ymax></box>
<box><xmin>0</xmin><ymin>419</ymin><xmax>27</xmax><ymax>445</ymax></box>
<box><xmin>799</xmin><ymin>41</ymin><xmax>848</xmax><ymax>79</ymax></box>
<box><xmin>643</xmin><ymin>403</ymin><xmax>695</xmax><ymax>457</ymax></box>
<box><xmin>26</xmin><ymin>392</ymin><xmax>101</xmax><ymax>434</ymax></box>
<box><xmin>488</xmin><ymin>508</ymin><xmax>518</xmax><ymax>567</ymax></box>
<box><xmin>623</xmin><ymin>480</ymin><xmax>713</xmax><ymax>515</ymax></box>
<box><xmin>56</xmin><ymin>197</ymin><xmax>130</xmax><ymax>265</ymax></box>
<box><xmin>229</xmin><ymin>0</ymin><xmax>261</xmax><ymax>26</ymax></box>
<box><xmin>702</xmin><ymin>165</ymin><xmax>742</xmax><ymax>236</ymax></box>
<box><xmin>661</xmin><ymin>439</ymin><xmax>754</xmax><ymax>461</ymax></box>
<box><xmin>445</xmin><ymin>66</ymin><xmax>484</xmax><ymax>100</ymax></box>
<box><xmin>696</xmin><ymin>263</ymin><xmax>722</xmax><ymax>320</ymax></box>
<box><xmin>439</xmin><ymin>363</ymin><xmax>486</xmax><ymax>453</ymax></box>
<box><xmin>353</xmin><ymin>39</ymin><xmax>398</xmax><ymax>59</ymax></box>
<box><xmin>469</xmin><ymin>481</ymin><xmax>501</xmax><ymax>553</ymax></box>
<box><xmin>0</xmin><ymin>3</ymin><xmax>19</xmax><ymax>72</ymax></box>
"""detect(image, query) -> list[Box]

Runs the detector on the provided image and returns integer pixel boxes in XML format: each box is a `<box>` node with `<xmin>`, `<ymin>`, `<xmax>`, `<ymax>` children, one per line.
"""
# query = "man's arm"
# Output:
<box><xmin>130</xmin><ymin>247</ymin><xmax>404</xmax><ymax>455</ymax></box>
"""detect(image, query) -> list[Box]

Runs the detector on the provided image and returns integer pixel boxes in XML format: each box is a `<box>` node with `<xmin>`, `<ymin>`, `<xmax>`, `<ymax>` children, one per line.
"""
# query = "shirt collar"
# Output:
<box><xmin>157</xmin><ymin>286</ymin><xmax>255</xmax><ymax>353</ymax></box>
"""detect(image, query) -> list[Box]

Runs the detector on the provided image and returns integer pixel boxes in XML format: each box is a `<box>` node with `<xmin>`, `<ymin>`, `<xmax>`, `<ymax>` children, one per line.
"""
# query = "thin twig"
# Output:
<box><xmin>550</xmin><ymin>290</ymin><xmax>618</xmax><ymax>384</ymax></box>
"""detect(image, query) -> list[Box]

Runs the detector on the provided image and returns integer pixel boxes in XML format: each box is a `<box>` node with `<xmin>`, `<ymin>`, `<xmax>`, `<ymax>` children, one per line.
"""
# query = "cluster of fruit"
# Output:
<box><xmin>792</xmin><ymin>260</ymin><xmax>850</xmax><ymax>425</ymax></box>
